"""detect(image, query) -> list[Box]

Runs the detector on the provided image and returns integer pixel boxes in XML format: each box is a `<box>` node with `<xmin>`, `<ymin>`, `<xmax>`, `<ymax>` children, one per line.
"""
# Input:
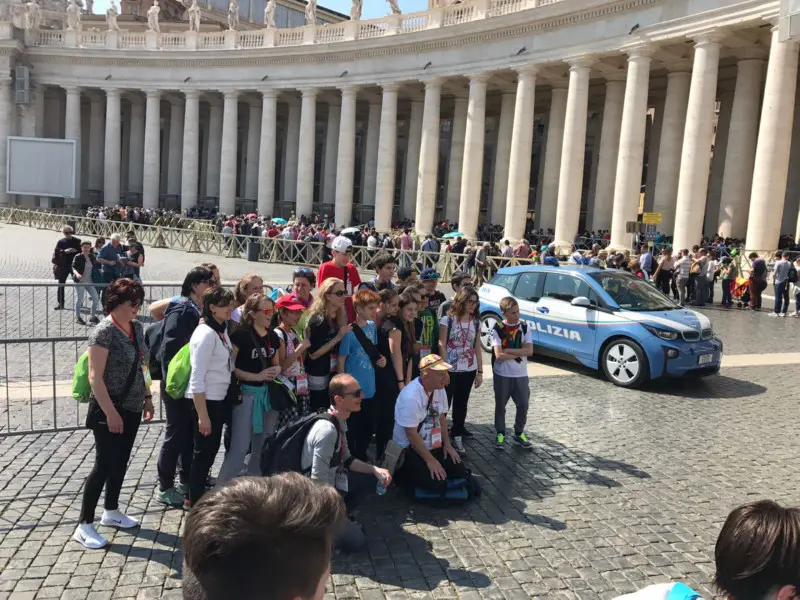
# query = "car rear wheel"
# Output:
<box><xmin>480</xmin><ymin>312</ymin><xmax>502</xmax><ymax>353</ymax></box>
<box><xmin>601</xmin><ymin>339</ymin><xmax>649</xmax><ymax>388</ymax></box>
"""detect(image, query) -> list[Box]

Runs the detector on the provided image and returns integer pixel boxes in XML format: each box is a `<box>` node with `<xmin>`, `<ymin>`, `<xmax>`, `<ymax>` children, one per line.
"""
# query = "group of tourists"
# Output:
<box><xmin>51</xmin><ymin>226</ymin><xmax>145</xmax><ymax>324</ymax></box>
<box><xmin>72</xmin><ymin>233</ymin><xmax>539</xmax><ymax>554</ymax></box>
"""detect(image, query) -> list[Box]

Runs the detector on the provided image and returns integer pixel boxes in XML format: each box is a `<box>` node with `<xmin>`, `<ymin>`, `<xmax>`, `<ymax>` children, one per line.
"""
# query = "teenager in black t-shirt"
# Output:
<box><xmin>220</xmin><ymin>295</ymin><xmax>282</xmax><ymax>486</ymax></box>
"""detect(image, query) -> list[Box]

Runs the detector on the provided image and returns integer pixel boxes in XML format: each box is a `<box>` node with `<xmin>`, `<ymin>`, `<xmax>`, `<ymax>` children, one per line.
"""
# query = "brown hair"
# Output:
<box><xmin>714</xmin><ymin>500</ymin><xmax>800</xmax><ymax>599</ymax></box>
<box><xmin>378</xmin><ymin>288</ymin><xmax>399</xmax><ymax>305</ymax></box>
<box><xmin>499</xmin><ymin>296</ymin><xmax>518</xmax><ymax>314</ymax></box>
<box><xmin>104</xmin><ymin>278</ymin><xmax>145</xmax><ymax>313</ymax></box>
<box><xmin>448</xmin><ymin>286</ymin><xmax>479</xmax><ymax>320</ymax></box>
<box><xmin>234</xmin><ymin>273</ymin><xmax>264</xmax><ymax>306</ymax></box>
<box><xmin>353</xmin><ymin>289</ymin><xmax>380</xmax><ymax>308</ymax></box>
<box><xmin>240</xmin><ymin>294</ymin><xmax>272</xmax><ymax>329</ymax></box>
<box><xmin>201</xmin><ymin>287</ymin><xmax>234</xmax><ymax>323</ymax></box>
<box><xmin>182</xmin><ymin>474</ymin><xmax>345</xmax><ymax>600</ymax></box>
<box><xmin>328</xmin><ymin>373</ymin><xmax>357</xmax><ymax>406</ymax></box>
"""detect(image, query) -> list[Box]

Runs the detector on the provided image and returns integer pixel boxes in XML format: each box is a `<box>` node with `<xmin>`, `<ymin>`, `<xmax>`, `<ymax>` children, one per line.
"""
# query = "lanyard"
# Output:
<box><xmin>279</xmin><ymin>326</ymin><xmax>303</xmax><ymax>367</ymax></box>
<box><xmin>111</xmin><ymin>315</ymin><xmax>144</xmax><ymax>363</ymax></box>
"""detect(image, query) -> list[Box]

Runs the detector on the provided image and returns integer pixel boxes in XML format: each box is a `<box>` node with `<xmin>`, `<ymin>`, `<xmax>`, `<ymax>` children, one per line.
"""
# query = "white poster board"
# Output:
<box><xmin>6</xmin><ymin>137</ymin><xmax>77</xmax><ymax>198</ymax></box>
<box><xmin>779</xmin><ymin>0</ymin><xmax>800</xmax><ymax>41</ymax></box>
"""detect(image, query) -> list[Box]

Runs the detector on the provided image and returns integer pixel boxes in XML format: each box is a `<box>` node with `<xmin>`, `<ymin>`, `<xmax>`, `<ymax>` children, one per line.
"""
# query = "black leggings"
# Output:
<box><xmin>156</xmin><ymin>383</ymin><xmax>194</xmax><ymax>492</ymax></box>
<box><xmin>399</xmin><ymin>447</ymin><xmax>471</xmax><ymax>494</ymax></box>
<box><xmin>80</xmin><ymin>409</ymin><xmax>142</xmax><ymax>524</ymax></box>
<box><xmin>56</xmin><ymin>270</ymin><xmax>70</xmax><ymax>306</ymax></box>
<box><xmin>446</xmin><ymin>370</ymin><xmax>477</xmax><ymax>437</ymax></box>
<box><xmin>657</xmin><ymin>270</ymin><xmax>673</xmax><ymax>296</ymax></box>
<box><xmin>188</xmin><ymin>401</ymin><xmax>228</xmax><ymax>505</ymax></box>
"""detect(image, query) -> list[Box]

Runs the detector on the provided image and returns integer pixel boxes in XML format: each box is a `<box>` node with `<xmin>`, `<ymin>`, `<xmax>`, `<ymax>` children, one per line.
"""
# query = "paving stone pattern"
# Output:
<box><xmin>0</xmin><ymin>366</ymin><xmax>797</xmax><ymax>600</ymax></box>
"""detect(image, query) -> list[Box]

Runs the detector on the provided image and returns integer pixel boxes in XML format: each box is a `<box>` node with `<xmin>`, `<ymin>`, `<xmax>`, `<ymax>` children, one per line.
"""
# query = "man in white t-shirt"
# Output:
<box><xmin>393</xmin><ymin>355</ymin><xmax>469</xmax><ymax>494</ymax></box>
<box><xmin>490</xmin><ymin>297</ymin><xmax>534</xmax><ymax>451</ymax></box>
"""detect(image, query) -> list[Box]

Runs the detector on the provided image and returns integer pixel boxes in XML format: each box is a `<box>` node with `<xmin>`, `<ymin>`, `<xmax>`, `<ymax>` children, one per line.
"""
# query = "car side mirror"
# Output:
<box><xmin>571</xmin><ymin>296</ymin><xmax>593</xmax><ymax>308</ymax></box>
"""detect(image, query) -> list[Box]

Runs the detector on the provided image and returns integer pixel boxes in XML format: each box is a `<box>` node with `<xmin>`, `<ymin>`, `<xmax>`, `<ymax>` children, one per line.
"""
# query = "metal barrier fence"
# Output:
<box><xmin>0</xmin><ymin>337</ymin><xmax>166</xmax><ymax>437</ymax></box>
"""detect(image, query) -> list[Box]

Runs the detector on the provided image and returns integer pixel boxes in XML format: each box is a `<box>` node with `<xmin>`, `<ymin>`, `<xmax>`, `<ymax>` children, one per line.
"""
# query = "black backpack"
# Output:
<box><xmin>789</xmin><ymin>265</ymin><xmax>798</xmax><ymax>284</ymax></box>
<box><xmin>144</xmin><ymin>321</ymin><xmax>165</xmax><ymax>381</ymax></box>
<box><xmin>260</xmin><ymin>411</ymin><xmax>341</xmax><ymax>476</ymax></box>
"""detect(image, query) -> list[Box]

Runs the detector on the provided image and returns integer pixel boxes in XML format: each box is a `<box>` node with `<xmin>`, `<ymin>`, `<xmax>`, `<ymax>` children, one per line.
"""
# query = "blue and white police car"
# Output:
<box><xmin>478</xmin><ymin>265</ymin><xmax>722</xmax><ymax>388</ymax></box>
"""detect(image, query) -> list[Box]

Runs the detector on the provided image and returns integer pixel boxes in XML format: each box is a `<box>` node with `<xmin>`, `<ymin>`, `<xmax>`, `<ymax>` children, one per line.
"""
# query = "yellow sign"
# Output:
<box><xmin>642</xmin><ymin>212</ymin><xmax>662</xmax><ymax>225</ymax></box>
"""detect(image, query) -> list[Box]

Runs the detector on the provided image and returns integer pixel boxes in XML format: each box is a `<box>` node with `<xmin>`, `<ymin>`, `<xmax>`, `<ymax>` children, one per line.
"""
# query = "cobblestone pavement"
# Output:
<box><xmin>1</xmin><ymin>222</ymin><xmax>799</xmax><ymax>599</ymax></box>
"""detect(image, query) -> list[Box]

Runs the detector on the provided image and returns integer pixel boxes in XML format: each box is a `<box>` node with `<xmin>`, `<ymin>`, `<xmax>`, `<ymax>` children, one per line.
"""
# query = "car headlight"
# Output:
<box><xmin>644</xmin><ymin>324</ymin><xmax>679</xmax><ymax>341</ymax></box>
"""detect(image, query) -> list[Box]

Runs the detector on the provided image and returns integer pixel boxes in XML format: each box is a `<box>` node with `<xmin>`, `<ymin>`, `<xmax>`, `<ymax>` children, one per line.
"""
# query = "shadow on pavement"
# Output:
<box><xmin>645</xmin><ymin>374</ymin><xmax>767</xmax><ymax>398</ymax></box>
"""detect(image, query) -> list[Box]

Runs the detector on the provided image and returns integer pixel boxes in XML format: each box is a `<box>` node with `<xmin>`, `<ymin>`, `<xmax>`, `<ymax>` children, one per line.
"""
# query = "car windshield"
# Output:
<box><xmin>589</xmin><ymin>272</ymin><xmax>678</xmax><ymax>312</ymax></box>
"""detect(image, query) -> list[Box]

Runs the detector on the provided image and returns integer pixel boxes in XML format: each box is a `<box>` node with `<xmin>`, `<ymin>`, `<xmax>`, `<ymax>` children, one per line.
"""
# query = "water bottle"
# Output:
<box><xmin>376</xmin><ymin>473</ymin><xmax>388</xmax><ymax>496</ymax></box>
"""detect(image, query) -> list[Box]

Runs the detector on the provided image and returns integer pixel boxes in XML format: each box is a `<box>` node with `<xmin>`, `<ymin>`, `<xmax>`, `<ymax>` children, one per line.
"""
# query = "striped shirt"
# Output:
<box><xmin>675</xmin><ymin>256</ymin><xmax>691</xmax><ymax>279</ymax></box>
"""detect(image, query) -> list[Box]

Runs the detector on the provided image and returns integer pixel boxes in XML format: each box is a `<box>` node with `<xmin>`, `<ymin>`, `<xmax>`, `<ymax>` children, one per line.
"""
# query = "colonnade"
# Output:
<box><xmin>1</xmin><ymin>28</ymin><xmax>800</xmax><ymax>251</ymax></box>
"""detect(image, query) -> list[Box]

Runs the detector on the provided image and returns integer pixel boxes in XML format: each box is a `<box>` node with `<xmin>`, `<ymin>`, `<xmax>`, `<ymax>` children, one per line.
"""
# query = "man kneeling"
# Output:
<box><xmin>301</xmin><ymin>373</ymin><xmax>391</xmax><ymax>551</ymax></box>
<box><xmin>393</xmin><ymin>354</ymin><xmax>477</xmax><ymax>501</ymax></box>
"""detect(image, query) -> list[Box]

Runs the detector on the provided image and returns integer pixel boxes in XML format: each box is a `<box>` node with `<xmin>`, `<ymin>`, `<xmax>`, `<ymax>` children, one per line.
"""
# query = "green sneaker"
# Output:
<box><xmin>513</xmin><ymin>432</ymin><xmax>533</xmax><ymax>450</ymax></box>
<box><xmin>493</xmin><ymin>433</ymin><xmax>505</xmax><ymax>450</ymax></box>
<box><xmin>175</xmin><ymin>482</ymin><xmax>188</xmax><ymax>497</ymax></box>
<box><xmin>157</xmin><ymin>487</ymin><xmax>185</xmax><ymax>507</ymax></box>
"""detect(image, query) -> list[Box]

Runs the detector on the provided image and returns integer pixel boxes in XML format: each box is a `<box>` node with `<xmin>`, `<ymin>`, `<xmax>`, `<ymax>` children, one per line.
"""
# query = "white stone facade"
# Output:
<box><xmin>0</xmin><ymin>0</ymin><xmax>797</xmax><ymax>250</ymax></box>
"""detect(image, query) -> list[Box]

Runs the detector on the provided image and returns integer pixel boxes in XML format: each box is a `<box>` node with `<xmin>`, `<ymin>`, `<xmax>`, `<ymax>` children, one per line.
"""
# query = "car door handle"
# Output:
<box><xmin>536</xmin><ymin>307</ymin><xmax>549</xmax><ymax>314</ymax></box>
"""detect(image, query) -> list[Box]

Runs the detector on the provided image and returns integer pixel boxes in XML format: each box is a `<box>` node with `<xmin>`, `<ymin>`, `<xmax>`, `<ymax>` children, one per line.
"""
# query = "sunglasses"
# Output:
<box><xmin>344</xmin><ymin>388</ymin><xmax>363</xmax><ymax>397</ymax></box>
<box><xmin>331</xmin><ymin>290</ymin><xmax>347</xmax><ymax>297</ymax></box>
<box><xmin>294</xmin><ymin>268</ymin><xmax>314</xmax><ymax>276</ymax></box>
<box><xmin>263</xmin><ymin>307</ymin><xmax>274</xmax><ymax>315</ymax></box>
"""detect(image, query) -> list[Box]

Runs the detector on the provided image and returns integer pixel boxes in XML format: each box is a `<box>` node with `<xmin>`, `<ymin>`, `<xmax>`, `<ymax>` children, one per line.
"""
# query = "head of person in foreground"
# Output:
<box><xmin>714</xmin><ymin>499</ymin><xmax>799</xmax><ymax>600</ymax></box>
<box><xmin>182</xmin><ymin>473</ymin><xmax>345</xmax><ymax>600</ymax></box>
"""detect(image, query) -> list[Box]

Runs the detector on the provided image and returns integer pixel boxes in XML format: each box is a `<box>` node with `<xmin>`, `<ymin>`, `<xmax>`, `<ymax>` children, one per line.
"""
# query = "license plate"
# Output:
<box><xmin>698</xmin><ymin>353</ymin><xmax>714</xmax><ymax>365</ymax></box>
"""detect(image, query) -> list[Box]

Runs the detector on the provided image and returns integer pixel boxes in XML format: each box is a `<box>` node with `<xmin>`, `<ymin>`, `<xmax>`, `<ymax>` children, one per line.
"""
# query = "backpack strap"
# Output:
<box><xmin>352</xmin><ymin>324</ymin><xmax>381</xmax><ymax>364</ymax></box>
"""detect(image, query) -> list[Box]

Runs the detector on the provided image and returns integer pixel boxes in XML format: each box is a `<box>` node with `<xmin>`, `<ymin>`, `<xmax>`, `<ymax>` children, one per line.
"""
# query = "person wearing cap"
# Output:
<box><xmin>318</xmin><ymin>236</ymin><xmax>362</xmax><ymax>323</ymax></box>
<box><xmin>273</xmin><ymin>294</ymin><xmax>313</xmax><ymax>427</ymax></box>
<box><xmin>397</xmin><ymin>266</ymin><xmax>418</xmax><ymax>285</ymax></box>
<box><xmin>415</xmin><ymin>268</ymin><xmax>444</xmax><ymax>372</ymax></box>
<box><xmin>393</xmin><ymin>355</ymin><xmax>470</xmax><ymax>495</ymax></box>
<box><xmin>420</xmin><ymin>268</ymin><xmax>446</xmax><ymax>316</ymax></box>
<box><xmin>52</xmin><ymin>225</ymin><xmax>82</xmax><ymax>310</ymax></box>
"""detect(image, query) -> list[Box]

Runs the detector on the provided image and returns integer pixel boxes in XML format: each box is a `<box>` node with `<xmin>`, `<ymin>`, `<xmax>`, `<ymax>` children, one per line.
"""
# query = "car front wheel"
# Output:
<box><xmin>601</xmin><ymin>339</ymin><xmax>649</xmax><ymax>388</ymax></box>
<box><xmin>480</xmin><ymin>312</ymin><xmax>502</xmax><ymax>353</ymax></box>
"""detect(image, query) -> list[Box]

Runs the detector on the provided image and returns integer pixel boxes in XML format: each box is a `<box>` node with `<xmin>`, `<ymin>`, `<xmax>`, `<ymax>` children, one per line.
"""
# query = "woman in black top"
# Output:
<box><xmin>374</xmin><ymin>289</ymin><xmax>413</xmax><ymax>461</ymax></box>
<box><xmin>304</xmin><ymin>278</ymin><xmax>350</xmax><ymax>411</ymax></box>
<box><xmin>219</xmin><ymin>294</ymin><xmax>282</xmax><ymax>485</ymax></box>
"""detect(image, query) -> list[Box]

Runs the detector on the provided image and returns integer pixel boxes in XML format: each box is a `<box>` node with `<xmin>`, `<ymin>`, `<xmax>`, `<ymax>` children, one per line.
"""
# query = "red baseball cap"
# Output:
<box><xmin>275</xmin><ymin>296</ymin><xmax>306</xmax><ymax>312</ymax></box>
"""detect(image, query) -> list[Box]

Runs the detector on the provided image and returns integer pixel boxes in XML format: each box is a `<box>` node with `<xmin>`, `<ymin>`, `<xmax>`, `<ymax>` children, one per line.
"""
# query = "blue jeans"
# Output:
<box><xmin>774</xmin><ymin>281</ymin><xmax>790</xmax><ymax>314</ymax></box>
<box><xmin>75</xmin><ymin>284</ymin><xmax>100</xmax><ymax>318</ymax></box>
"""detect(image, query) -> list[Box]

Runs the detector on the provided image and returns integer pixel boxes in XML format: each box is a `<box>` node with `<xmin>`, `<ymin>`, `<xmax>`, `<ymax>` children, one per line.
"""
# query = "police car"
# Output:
<box><xmin>478</xmin><ymin>265</ymin><xmax>722</xmax><ymax>388</ymax></box>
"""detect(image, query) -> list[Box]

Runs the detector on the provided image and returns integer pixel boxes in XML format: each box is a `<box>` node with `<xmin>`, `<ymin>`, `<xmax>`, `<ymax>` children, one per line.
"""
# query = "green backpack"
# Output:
<box><xmin>72</xmin><ymin>351</ymin><xmax>92</xmax><ymax>403</ymax></box>
<box><xmin>165</xmin><ymin>344</ymin><xmax>192</xmax><ymax>399</ymax></box>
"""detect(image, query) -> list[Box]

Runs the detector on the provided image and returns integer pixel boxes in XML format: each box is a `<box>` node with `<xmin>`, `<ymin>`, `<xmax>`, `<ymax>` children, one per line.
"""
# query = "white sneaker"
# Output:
<box><xmin>768</xmin><ymin>312</ymin><xmax>779</xmax><ymax>317</ymax></box>
<box><xmin>100</xmin><ymin>509</ymin><xmax>138</xmax><ymax>529</ymax></box>
<box><xmin>73</xmin><ymin>523</ymin><xmax>108</xmax><ymax>549</ymax></box>
<box><xmin>780</xmin><ymin>313</ymin><xmax>788</xmax><ymax>317</ymax></box>
<box><xmin>452</xmin><ymin>436</ymin><xmax>466</xmax><ymax>455</ymax></box>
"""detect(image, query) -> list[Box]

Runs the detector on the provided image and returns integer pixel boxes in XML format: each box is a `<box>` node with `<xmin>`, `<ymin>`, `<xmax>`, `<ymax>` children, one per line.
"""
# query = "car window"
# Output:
<box><xmin>489</xmin><ymin>273</ymin><xmax>518</xmax><ymax>292</ymax></box>
<box><xmin>513</xmin><ymin>272</ymin><xmax>543</xmax><ymax>301</ymax></box>
<box><xmin>589</xmin><ymin>271</ymin><xmax>677</xmax><ymax>311</ymax></box>
<box><xmin>542</xmin><ymin>273</ymin><xmax>591</xmax><ymax>303</ymax></box>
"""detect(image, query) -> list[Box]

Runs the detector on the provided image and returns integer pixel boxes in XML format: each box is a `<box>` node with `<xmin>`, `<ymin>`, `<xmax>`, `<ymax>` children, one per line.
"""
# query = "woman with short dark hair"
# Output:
<box><xmin>74</xmin><ymin>278</ymin><xmax>154</xmax><ymax>550</ymax></box>
<box><xmin>186</xmin><ymin>286</ymin><xmax>235</xmax><ymax>508</ymax></box>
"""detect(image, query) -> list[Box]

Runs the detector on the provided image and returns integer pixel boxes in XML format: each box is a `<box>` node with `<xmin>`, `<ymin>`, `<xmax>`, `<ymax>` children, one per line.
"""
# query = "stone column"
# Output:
<box><xmin>181</xmin><ymin>90</ymin><xmax>200</xmax><ymax>211</ymax></box>
<box><xmin>554</xmin><ymin>58</ymin><xmax>593</xmax><ymax>249</ymax></box>
<box><xmin>206</xmin><ymin>99</ymin><xmax>222</xmax><ymax>198</ymax></box>
<box><xmin>126</xmin><ymin>98</ymin><xmax>143</xmax><ymax>195</ymax></box>
<box><xmin>335</xmin><ymin>86</ymin><xmax>358</xmax><ymax>226</ymax></box>
<box><xmin>590</xmin><ymin>79</ymin><xmax>624</xmax><ymax>231</ymax></box>
<box><xmin>374</xmin><ymin>84</ymin><xmax>399</xmax><ymax>231</ymax></box>
<box><xmin>88</xmin><ymin>95</ymin><xmax>104</xmax><ymax>192</ymax></box>
<box><xmin>414</xmin><ymin>78</ymin><xmax>443</xmax><ymax>236</ymax></box>
<box><xmin>651</xmin><ymin>71</ymin><xmax>690</xmax><ymax>235</ymax></box>
<box><xmin>746</xmin><ymin>29</ymin><xmax>799</xmax><ymax>250</ymax></box>
<box><xmin>445</xmin><ymin>95</ymin><xmax>467</xmax><ymax>223</ymax></box>
<box><xmin>245</xmin><ymin>101</ymin><xmax>261</xmax><ymax>200</ymax></box>
<box><xmin>672</xmin><ymin>35</ymin><xmax>722</xmax><ymax>251</ymax></box>
<box><xmin>643</xmin><ymin>98</ymin><xmax>664</xmax><ymax>213</ymax></box>
<box><xmin>296</xmin><ymin>88</ymin><xmax>317</xmax><ymax>218</ymax></box>
<box><xmin>283</xmin><ymin>101</ymin><xmax>300</xmax><ymax>205</ymax></box>
<box><xmin>718</xmin><ymin>58</ymin><xmax>763</xmax><ymax>239</ymax></box>
<box><xmin>609</xmin><ymin>48</ymin><xmax>652</xmax><ymax>250</ymax></box>
<box><xmin>143</xmin><ymin>90</ymin><xmax>161</xmax><ymax>209</ymax></box>
<box><xmin>219</xmin><ymin>90</ymin><xmax>239</xmax><ymax>215</ymax></box>
<box><xmin>459</xmin><ymin>74</ymin><xmax>489</xmax><ymax>239</ymax></box>
<box><xmin>403</xmin><ymin>100</ymin><xmax>423</xmax><ymax>220</ymax></box>
<box><xmin>103</xmin><ymin>88</ymin><xmax>121</xmax><ymax>207</ymax></box>
<box><xmin>64</xmin><ymin>86</ymin><xmax>82</xmax><ymax>204</ymax></box>
<box><xmin>167</xmin><ymin>99</ymin><xmax>184</xmax><ymax>198</ymax></box>
<box><xmin>322</xmin><ymin>102</ymin><xmax>340</xmax><ymax>207</ymax></box>
<box><xmin>257</xmin><ymin>89</ymin><xmax>278</xmax><ymax>216</ymax></box>
<box><xmin>490</xmin><ymin>92</ymin><xmax>515</xmax><ymax>225</ymax></box>
<box><xmin>503</xmin><ymin>67</ymin><xmax>538</xmax><ymax>242</ymax></box>
<box><xmin>0</xmin><ymin>79</ymin><xmax>11</xmax><ymax>205</ymax></box>
<box><xmin>704</xmin><ymin>90</ymin><xmax>733</xmax><ymax>238</ymax></box>
<box><xmin>362</xmin><ymin>99</ymin><xmax>380</xmax><ymax>205</ymax></box>
<box><xmin>538</xmin><ymin>86</ymin><xmax>567</xmax><ymax>231</ymax></box>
